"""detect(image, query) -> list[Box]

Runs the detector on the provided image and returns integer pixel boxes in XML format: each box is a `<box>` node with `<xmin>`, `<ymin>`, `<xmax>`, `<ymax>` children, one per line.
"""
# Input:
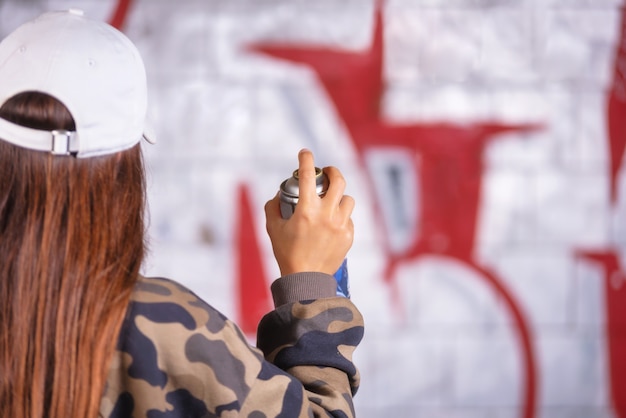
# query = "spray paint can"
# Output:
<box><xmin>278</xmin><ymin>167</ymin><xmax>350</xmax><ymax>298</ymax></box>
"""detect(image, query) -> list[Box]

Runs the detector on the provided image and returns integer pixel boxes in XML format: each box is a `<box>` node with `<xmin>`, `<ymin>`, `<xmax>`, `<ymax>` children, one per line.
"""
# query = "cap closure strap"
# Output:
<box><xmin>0</xmin><ymin>117</ymin><xmax>81</xmax><ymax>155</ymax></box>
<box><xmin>51</xmin><ymin>130</ymin><xmax>79</xmax><ymax>155</ymax></box>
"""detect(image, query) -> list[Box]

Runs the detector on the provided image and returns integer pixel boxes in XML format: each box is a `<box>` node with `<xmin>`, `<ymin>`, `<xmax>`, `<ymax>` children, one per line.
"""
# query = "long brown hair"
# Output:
<box><xmin>0</xmin><ymin>92</ymin><xmax>147</xmax><ymax>417</ymax></box>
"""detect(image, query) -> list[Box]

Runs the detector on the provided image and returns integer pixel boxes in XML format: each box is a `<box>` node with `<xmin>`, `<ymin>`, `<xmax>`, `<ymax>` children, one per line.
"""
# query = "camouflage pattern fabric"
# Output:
<box><xmin>99</xmin><ymin>276</ymin><xmax>364</xmax><ymax>417</ymax></box>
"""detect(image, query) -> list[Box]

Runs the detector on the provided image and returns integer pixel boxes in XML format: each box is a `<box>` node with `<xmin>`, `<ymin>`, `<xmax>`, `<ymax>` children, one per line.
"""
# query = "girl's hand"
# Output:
<box><xmin>265</xmin><ymin>149</ymin><xmax>355</xmax><ymax>276</ymax></box>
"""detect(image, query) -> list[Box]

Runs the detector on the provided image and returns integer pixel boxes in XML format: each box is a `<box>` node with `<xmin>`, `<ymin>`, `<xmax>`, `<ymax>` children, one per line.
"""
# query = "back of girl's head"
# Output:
<box><xmin>0</xmin><ymin>91</ymin><xmax>147</xmax><ymax>258</ymax></box>
<box><xmin>0</xmin><ymin>10</ymin><xmax>151</xmax><ymax>418</ymax></box>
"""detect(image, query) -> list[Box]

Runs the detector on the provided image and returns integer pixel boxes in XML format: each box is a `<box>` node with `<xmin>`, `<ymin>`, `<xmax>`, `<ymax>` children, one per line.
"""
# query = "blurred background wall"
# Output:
<box><xmin>1</xmin><ymin>0</ymin><xmax>624</xmax><ymax>417</ymax></box>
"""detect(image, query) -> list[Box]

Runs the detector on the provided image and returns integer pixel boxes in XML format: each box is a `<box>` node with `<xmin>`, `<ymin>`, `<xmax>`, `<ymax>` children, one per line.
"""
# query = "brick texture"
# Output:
<box><xmin>1</xmin><ymin>1</ymin><xmax>623</xmax><ymax>417</ymax></box>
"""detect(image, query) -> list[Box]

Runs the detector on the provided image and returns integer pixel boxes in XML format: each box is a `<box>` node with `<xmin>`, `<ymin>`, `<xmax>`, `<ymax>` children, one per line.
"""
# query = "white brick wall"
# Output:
<box><xmin>1</xmin><ymin>1</ymin><xmax>623</xmax><ymax>417</ymax></box>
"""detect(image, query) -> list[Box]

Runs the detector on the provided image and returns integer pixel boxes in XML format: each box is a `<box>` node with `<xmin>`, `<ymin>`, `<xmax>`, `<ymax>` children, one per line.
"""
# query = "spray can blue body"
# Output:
<box><xmin>278</xmin><ymin>167</ymin><xmax>350</xmax><ymax>298</ymax></box>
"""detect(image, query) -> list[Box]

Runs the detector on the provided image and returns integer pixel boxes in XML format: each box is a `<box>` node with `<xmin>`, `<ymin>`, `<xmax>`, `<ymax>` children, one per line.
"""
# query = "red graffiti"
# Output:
<box><xmin>108</xmin><ymin>0</ymin><xmax>133</xmax><ymax>30</ymax></box>
<box><xmin>608</xmin><ymin>8</ymin><xmax>626</xmax><ymax>204</ymax></box>
<box><xmin>577</xmin><ymin>251</ymin><xmax>626</xmax><ymax>417</ymax></box>
<box><xmin>578</xmin><ymin>7</ymin><xmax>626</xmax><ymax>418</ymax></box>
<box><xmin>235</xmin><ymin>184</ymin><xmax>272</xmax><ymax>334</ymax></box>
<box><xmin>111</xmin><ymin>1</ymin><xmax>624</xmax><ymax>415</ymax></box>
<box><xmin>249</xmin><ymin>3</ymin><xmax>539</xmax><ymax>418</ymax></box>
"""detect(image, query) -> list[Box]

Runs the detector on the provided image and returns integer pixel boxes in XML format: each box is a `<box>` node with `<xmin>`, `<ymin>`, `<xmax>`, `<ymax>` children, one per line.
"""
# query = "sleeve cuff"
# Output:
<box><xmin>270</xmin><ymin>272</ymin><xmax>337</xmax><ymax>307</ymax></box>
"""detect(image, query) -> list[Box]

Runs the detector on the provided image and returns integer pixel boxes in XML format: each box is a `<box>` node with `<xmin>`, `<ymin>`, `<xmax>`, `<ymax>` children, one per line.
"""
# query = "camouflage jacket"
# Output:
<box><xmin>99</xmin><ymin>274</ymin><xmax>364</xmax><ymax>417</ymax></box>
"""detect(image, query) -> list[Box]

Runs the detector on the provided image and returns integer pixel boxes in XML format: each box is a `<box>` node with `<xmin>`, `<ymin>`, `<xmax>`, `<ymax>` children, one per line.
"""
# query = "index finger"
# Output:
<box><xmin>296</xmin><ymin>149</ymin><xmax>317</xmax><ymax>206</ymax></box>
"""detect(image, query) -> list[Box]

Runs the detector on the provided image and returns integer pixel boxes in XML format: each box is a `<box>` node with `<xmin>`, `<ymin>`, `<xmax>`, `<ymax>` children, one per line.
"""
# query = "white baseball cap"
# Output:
<box><xmin>0</xmin><ymin>9</ymin><xmax>154</xmax><ymax>158</ymax></box>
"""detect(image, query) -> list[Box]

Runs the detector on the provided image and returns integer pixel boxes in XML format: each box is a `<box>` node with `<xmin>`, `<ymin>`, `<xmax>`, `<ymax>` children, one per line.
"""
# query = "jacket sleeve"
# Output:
<box><xmin>252</xmin><ymin>272</ymin><xmax>364</xmax><ymax>417</ymax></box>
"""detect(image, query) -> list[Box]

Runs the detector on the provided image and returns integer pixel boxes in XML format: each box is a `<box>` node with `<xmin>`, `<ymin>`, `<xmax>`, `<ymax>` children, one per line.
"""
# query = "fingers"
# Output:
<box><xmin>264</xmin><ymin>193</ymin><xmax>280</xmax><ymax>219</ymax></box>
<box><xmin>296</xmin><ymin>149</ymin><xmax>317</xmax><ymax>206</ymax></box>
<box><xmin>338</xmin><ymin>194</ymin><xmax>355</xmax><ymax>219</ymax></box>
<box><xmin>264</xmin><ymin>193</ymin><xmax>282</xmax><ymax>232</ymax></box>
<box><xmin>295</xmin><ymin>149</ymin><xmax>355</xmax><ymax>220</ymax></box>
<box><xmin>322</xmin><ymin>166</ymin><xmax>345</xmax><ymax>206</ymax></box>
